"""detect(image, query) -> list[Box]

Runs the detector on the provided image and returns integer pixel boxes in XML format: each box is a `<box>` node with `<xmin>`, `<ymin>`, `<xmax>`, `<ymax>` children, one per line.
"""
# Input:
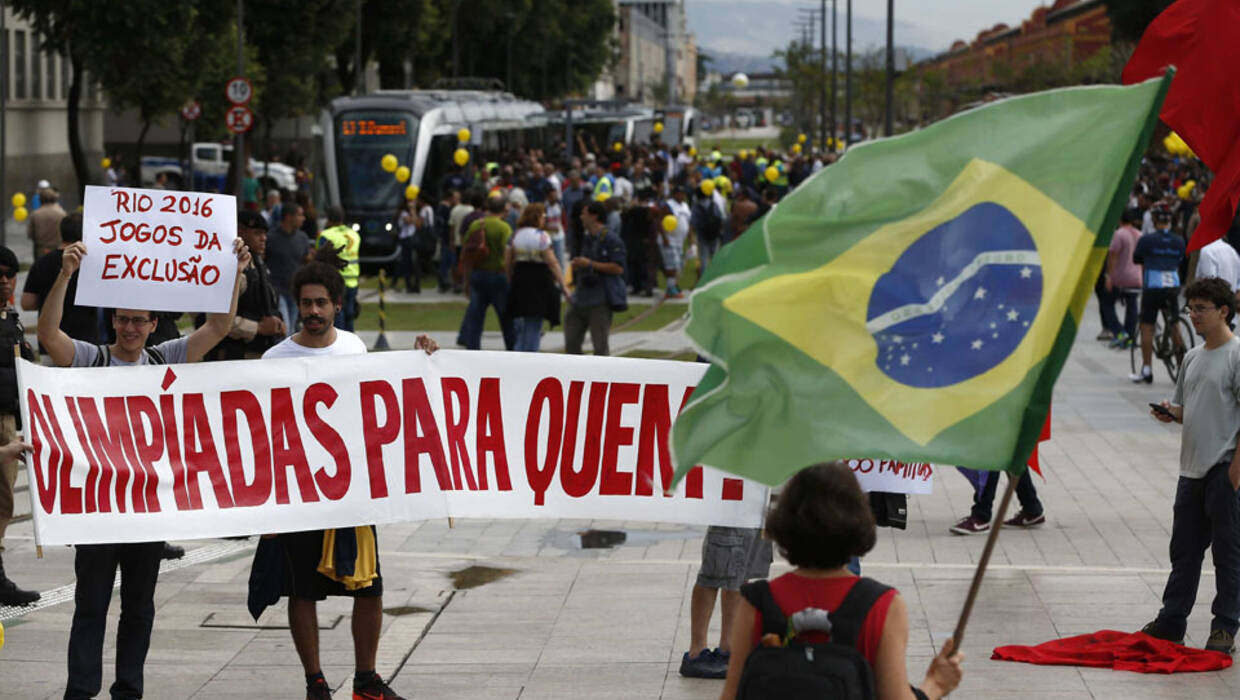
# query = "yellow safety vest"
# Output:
<box><xmin>317</xmin><ymin>225</ymin><xmax>360</xmax><ymax>288</ymax></box>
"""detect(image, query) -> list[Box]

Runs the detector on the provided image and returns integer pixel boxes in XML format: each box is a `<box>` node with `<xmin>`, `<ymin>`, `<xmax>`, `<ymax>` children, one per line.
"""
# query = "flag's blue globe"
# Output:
<box><xmin>865</xmin><ymin>203</ymin><xmax>1043</xmax><ymax>388</ymax></box>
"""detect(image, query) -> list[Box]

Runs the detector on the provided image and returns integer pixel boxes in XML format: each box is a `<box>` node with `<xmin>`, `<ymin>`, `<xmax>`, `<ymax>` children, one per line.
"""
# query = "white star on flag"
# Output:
<box><xmin>932</xmin><ymin>332</ymin><xmax>944</xmax><ymax>344</ymax></box>
<box><xmin>900</xmin><ymin>354</ymin><xmax>911</xmax><ymax>366</ymax></box>
<box><xmin>971</xmin><ymin>339</ymin><xmax>984</xmax><ymax>350</ymax></box>
<box><xmin>1007</xmin><ymin>309</ymin><xmax>1020</xmax><ymax>321</ymax></box>
<box><xmin>974</xmin><ymin>287</ymin><xmax>987</xmax><ymax>300</ymax></box>
<box><xmin>1020</xmin><ymin>267</ymin><xmax>1032</xmax><ymax>278</ymax></box>
<box><xmin>936</xmin><ymin>276</ymin><xmax>945</xmax><ymax>286</ymax></box>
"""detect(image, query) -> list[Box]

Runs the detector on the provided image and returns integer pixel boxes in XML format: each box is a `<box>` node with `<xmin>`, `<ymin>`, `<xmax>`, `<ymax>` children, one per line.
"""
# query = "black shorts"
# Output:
<box><xmin>1140</xmin><ymin>287</ymin><xmax>1179</xmax><ymax>325</ymax></box>
<box><xmin>280</xmin><ymin>526</ymin><xmax>383</xmax><ymax>601</ymax></box>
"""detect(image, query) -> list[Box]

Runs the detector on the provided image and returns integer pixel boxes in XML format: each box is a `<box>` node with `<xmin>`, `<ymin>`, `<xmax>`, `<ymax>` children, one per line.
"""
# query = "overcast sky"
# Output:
<box><xmin>687</xmin><ymin>0</ymin><xmax>1052</xmax><ymax>55</ymax></box>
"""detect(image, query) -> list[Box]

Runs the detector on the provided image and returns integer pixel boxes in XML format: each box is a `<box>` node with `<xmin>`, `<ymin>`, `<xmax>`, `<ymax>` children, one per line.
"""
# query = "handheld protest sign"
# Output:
<box><xmin>77</xmin><ymin>186</ymin><xmax>238</xmax><ymax>313</ymax></box>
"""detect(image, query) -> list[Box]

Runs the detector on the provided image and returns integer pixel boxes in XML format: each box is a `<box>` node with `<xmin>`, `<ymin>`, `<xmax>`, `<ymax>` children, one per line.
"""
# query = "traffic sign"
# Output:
<box><xmin>225</xmin><ymin>105</ymin><xmax>254</xmax><ymax>134</ymax></box>
<box><xmin>226</xmin><ymin>76</ymin><xmax>253</xmax><ymax>105</ymax></box>
<box><xmin>180</xmin><ymin>100</ymin><xmax>202</xmax><ymax>121</ymax></box>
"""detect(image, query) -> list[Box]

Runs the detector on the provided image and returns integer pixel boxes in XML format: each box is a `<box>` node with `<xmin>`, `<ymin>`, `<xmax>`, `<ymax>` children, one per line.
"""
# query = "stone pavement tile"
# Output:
<box><xmin>1077</xmin><ymin>669</ymin><xmax>1234</xmax><ymax>699</ymax></box>
<box><xmin>404</xmin><ymin>642</ymin><xmax>543</xmax><ymax>666</ymax></box>
<box><xmin>524</xmin><ymin>662</ymin><xmax>668</xmax><ymax>697</ymax></box>
<box><xmin>0</xmin><ymin>659</ymin><xmax>68</xmax><ymax>700</ymax></box>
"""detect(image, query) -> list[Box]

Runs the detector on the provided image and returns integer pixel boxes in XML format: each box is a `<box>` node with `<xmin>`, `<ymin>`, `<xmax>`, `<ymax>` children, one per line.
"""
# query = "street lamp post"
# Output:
<box><xmin>845</xmin><ymin>0</ymin><xmax>852</xmax><ymax>148</ymax></box>
<box><xmin>831</xmin><ymin>0</ymin><xmax>837</xmax><ymax>150</ymax></box>
<box><xmin>885</xmin><ymin>0</ymin><xmax>894</xmax><ymax>137</ymax></box>
<box><xmin>819</xmin><ymin>0</ymin><xmax>827</xmax><ymax>153</ymax></box>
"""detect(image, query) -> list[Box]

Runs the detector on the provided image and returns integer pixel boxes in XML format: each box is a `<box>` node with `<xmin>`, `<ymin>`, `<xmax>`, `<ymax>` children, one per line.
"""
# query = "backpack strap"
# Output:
<box><xmin>828</xmin><ymin>577</ymin><xmax>892</xmax><ymax>648</ymax></box>
<box><xmin>740</xmin><ymin>580</ymin><xmax>789</xmax><ymax>639</ymax></box>
<box><xmin>144</xmin><ymin>346</ymin><xmax>167</xmax><ymax>365</ymax></box>
<box><xmin>92</xmin><ymin>344</ymin><xmax>110</xmax><ymax>368</ymax></box>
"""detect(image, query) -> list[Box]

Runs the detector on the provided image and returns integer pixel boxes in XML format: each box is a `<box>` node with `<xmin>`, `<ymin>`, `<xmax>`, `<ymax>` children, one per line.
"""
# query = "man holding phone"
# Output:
<box><xmin>1143</xmin><ymin>277</ymin><xmax>1240</xmax><ymax>654</ymax></box>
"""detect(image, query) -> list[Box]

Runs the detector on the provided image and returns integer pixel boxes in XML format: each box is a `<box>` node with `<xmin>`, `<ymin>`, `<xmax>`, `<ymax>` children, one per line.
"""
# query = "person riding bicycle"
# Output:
<box><xmin>1131</xmin><ymin>206</ymin><xmax>1187</xmax><ymax>384</ymax></box>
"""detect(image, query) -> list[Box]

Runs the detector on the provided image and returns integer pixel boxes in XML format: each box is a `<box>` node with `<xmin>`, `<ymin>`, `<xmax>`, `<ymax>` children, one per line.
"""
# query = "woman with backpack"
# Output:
<box><xmin>720</xmin><ymin>462</ymin><xmax>964</xmax><ymax>700</ymax></box>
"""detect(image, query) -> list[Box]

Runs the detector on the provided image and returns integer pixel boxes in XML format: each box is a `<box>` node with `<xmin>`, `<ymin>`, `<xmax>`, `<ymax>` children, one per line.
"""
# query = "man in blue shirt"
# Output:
<box><xmin>565</xmin><ymin>201</ymin><xmax>626</xmax><ymax>355</ymax></box>
<box><xmin>1132</xmin><ymin>207</ymin><xmax>1187</xmax><ymax>383</ymax></box>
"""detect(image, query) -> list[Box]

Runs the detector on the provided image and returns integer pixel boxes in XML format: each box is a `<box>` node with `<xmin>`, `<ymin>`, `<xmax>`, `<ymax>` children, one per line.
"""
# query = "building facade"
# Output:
<box><xmin>3</xmin><ymin>7</ymin><xmax>107</xmax><ymax>212</ymax></box>
<box><xmin>613</xmin><ymin>0</ymin><xmax>697</xmax><ymax>105</ymax></box>
<box><xmin>920</xmin><ymin>0</ymin><xmax>1110</xmax><ymax>88</ymax></box>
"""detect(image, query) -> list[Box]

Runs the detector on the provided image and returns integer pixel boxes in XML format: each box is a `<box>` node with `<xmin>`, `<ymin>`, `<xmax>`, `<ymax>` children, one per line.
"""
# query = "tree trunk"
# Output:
<box><xmin>133</xmin><ymin>118</ymin><xmax>151</xmax><ymax>187</ymax></box>
<box><xmin>66</xmin><ymin>52</ymin><xmax>90</xmax><ymax>193</ymax></box>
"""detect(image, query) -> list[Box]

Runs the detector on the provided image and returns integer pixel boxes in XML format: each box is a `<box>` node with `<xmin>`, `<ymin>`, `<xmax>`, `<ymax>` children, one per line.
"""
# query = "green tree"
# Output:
<box><xmin>1103</xmin><ymin>0</ymin><xmax>1174</xmax><ymax>43</ymax></box>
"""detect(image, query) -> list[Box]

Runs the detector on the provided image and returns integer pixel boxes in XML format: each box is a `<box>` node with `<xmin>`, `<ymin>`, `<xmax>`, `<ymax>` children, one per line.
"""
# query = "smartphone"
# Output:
<box><xmin>1149</xmin><ymin>402</ymin><xmax>1175</xmax><ymax>418</ymax></box>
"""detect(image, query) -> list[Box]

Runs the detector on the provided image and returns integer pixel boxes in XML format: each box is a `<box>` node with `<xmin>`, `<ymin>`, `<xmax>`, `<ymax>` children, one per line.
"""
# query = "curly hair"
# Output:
<box><xmin>764</xmin><ymin>462</ymin><xmax>877</xmax><ymax>569</ymax></box>
<box><xmin>1184</xmin><ymin>276</ymin><xmax>1236</xmax><ymax>324</ymax></box>
<box><xmin>292</xmin><ymin>243</ymin><xmax>347</xmax><ymax>304</ymax></box>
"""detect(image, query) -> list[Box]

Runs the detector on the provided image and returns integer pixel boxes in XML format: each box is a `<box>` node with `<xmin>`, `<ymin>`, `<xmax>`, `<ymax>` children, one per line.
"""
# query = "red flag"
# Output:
<box><xmin>1121</xmin><ymin>0</ymin><xmax>1240</xmax><ymax>251</ymax></box>
<box><xmin>1026</xmin><ymin>408</ymin><xmax>1051</xmax><ymax>476</ymax></box>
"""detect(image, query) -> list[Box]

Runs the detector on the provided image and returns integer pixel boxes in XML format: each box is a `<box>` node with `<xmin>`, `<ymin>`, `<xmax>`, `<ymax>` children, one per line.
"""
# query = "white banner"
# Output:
<box><xmin>18</xmin><ymin>352</ymin><xmax>775</xmax><ymax>545</ymax></box>
<box><xmin>77</xmin><ymin>185</ymin><xmax>238</xmax><ymax>313</ymax></box>
<box><xmin>847</xmin><ymin>459</ymin><xmax>934</xmax><ymax>495</ymax></box>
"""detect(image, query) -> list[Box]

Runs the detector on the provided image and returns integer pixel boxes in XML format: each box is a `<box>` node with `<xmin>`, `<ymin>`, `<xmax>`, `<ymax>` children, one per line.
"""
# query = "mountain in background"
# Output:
<box><xmin>687</xmin><ymin>0</ymin><xmax>939</xmax><ymax>74</ymax></box>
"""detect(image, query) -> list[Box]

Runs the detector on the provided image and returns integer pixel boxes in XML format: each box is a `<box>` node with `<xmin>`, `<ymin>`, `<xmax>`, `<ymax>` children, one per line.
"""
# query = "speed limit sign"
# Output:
<box><xmin>226</xmin><ymin>76</ymin><xmax>253</xmax><ymax>105</ymax></box>
<box><xmin>226</xmin><ymin>105</ymin><xmax>254</xmax><ymax>134</ymax></box>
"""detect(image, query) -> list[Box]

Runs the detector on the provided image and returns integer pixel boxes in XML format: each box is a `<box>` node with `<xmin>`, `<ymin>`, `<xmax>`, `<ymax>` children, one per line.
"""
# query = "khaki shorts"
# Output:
<box><xmin>696</xmin><ymin>526</ymin><xmax>773</xmax><ymax>591</ymax></box>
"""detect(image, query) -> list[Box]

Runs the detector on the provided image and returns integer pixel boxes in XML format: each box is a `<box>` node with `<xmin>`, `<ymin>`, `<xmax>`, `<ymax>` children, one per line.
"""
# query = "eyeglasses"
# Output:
<box><xmin>0</xmin><ymin>267</ymin><xmax>15</xmax><ymax>278</ymax></box>
<box><xmin>114</xmin><ymin>315</ymin><xmax>154</xmax><ymax>327</ymax></box>
<box><xmin>1183</xmin><ymin>304</ymin><xmax>1218</xmax><ymax>315</ymax></box>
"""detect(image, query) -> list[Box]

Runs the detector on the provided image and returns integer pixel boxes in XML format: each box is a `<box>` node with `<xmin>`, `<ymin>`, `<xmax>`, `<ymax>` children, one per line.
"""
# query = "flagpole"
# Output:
<box><xmin>951</xmin><ymin>473</ymin><xmax>1017</xmax><ymax>646</ymax></box>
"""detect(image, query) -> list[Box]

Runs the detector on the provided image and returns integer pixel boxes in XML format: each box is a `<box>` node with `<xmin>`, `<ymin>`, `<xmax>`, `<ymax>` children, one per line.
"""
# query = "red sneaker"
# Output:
<box><xmin>353</xmin><ymin>674</ymin><xmax>405</xmax><ymax>700</ymax></box>
<box><xmin>949</xmin><ymin>515</ymin><xmax>990</xmax><ymax>535</ymax></box>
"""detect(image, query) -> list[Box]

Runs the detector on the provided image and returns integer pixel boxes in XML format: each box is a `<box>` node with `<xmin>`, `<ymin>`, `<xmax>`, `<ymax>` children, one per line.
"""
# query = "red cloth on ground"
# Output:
<box><xmin>992</xmin><ymin>630</ymin><xmax>1232</xmax><ymax>674</ymax></box>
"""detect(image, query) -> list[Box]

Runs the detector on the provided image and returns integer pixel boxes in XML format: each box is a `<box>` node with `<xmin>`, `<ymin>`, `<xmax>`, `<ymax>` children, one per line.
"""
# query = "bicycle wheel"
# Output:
<box><xmin>1162</xmin><ymin>315</ymin><xmax>1194</xmax><ymax>382</ymax></box>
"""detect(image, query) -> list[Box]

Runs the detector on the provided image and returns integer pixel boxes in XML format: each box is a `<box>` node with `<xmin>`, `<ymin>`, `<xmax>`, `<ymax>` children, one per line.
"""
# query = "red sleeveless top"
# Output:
<box><xmin>751</xmin><ymin>572</ymin><xmax>897</xmax><ymax>664</ymax></box>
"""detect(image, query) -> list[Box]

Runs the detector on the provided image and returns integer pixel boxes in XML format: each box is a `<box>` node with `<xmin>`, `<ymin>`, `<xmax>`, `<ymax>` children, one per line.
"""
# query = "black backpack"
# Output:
<box><xmin>693</xmin><ymin>197</ymin><xmax>723</xmax><ymax>241</ymax></box>
<box><xmin>736</xmin><ymin>577</ymin><xmax>891</xmax><ymax>700</ymax></box>
<box><xmin>91</xmin><ymin>344</ymin><xmax>167</xmax><ymax>367</ymax></box>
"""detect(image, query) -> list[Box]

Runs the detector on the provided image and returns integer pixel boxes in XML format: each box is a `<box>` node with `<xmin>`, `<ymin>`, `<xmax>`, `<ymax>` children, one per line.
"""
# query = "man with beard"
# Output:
<box><xmin>259</xmin><ymin>246</ymin><xmax>438</xmax><ymax>700</ymax></box>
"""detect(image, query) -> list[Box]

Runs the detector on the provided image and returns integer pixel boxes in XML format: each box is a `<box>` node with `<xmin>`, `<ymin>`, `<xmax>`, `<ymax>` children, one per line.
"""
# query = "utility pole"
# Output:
<box><xmin>885</xmin><ymin>0</ymin><xmax>894</xmax><ymax>137</ymax></box>
<box><xmin>355</xmin><ymin>0</ymin><xmax>363</xmax><ymax>95</ymax></box>
<box><xmin>819</xmin><ymin>0</ymin><xmax>826</xmax><ymax>153</ymax></box>
<box><xmin>234</xmin><ymin>0</ymin><xmax>245</xmax><ymax>199</ymax></box>
<box><xmin>845</xmin><ymin>0</ymin><xmax>852</xmax><ymax>148</ymax></box>
<box><xmin>830</xmin><ymin>0</ymin><xmax>837</xmax><ymax>150</ymax></box>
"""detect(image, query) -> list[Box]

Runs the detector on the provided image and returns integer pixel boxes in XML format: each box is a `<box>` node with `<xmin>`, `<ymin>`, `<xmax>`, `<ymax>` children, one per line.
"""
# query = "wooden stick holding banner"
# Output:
<box><xmin>951</xmin><ymin>473</ymin><xmax>1017</xmax><ymax>646</ymax></box>
<box><xmin>13</xmin><ymin>344</ymin><xmax>41</xmax><ymax>559</ymax></box>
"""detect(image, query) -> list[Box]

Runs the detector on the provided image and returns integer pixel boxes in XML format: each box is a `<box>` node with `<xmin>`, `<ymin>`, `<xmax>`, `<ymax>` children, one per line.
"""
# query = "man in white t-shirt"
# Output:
<box><xmin>261</xmin><ymin>247</ymin><xmax>437</xmax><ymax>700</ymax></box>
<box><xmin>1197</xmin><ymin>237</ymin><xmax>1240</xmax><ymax>296</ymax></box>
<box><xmin>661</xmin><ymin>186</ymin><xmax>693</xmax><ymax>298</ymax></box>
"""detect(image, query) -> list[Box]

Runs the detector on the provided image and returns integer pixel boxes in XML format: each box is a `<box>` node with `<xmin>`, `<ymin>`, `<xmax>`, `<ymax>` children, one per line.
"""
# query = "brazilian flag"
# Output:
<box><xmin>672</xmin><ymin>76</ymin><xmax>1169</xmax><ymax>486</ymax></box>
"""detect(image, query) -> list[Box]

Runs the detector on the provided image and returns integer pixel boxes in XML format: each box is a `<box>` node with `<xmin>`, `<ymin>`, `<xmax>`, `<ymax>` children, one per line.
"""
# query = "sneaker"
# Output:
<box><xmin>1206</xmin><ymin>629</ymin><xmax>1236</xmax><ymax>654</ymax></box>
<box><xmin>949</xmin><ymin>515</ymin><xmax>991</xmax><ymax>535</ymax></box>
<box><xmin>353</xmin><ymin>673</ymin><xmax>405</xmax><ymax>700</ymax></box>
<box><xmin>1096</xmin><ymin>329</ymin><xmax>1115</xmax><ymax>340</ymax></box>
<box><xmin>1129</xmin><ymin>367</ymin><xmax>1153</xmax><ymax>384</ymax></box>
<box><xmin>306</xmin><ymin>676</ymin><xmax>332</xmax><ymax>700</ymax></box>
<box><xmin>679</xmin><ymin>649</ymin><xmax>728</xmax><ymax>679</ymax></box>
<box><xmin>1003</xmin><ymin>511</ymin><xmax>1046</xmax><ymax>528</ymax></box>
<box><xmin>0</xmin><ymin>577</ymin><xmax>40</xmax><ymax>606</ymax></box>
<box><xmin>1140</xmin><ymin>619</ymin><xmax>1184</xmax><ymax>645</ymax></box>
<box><xmin>1109</xmin><ymin>332</ymin><xmax>1130</xmax><ymax>349</ymax></box>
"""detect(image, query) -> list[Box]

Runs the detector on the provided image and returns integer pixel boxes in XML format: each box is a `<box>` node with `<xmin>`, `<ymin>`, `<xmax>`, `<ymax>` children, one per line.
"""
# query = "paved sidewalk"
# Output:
<box><xmin>1</xmin><ymin>296</ymin><xmax>1236</xmax><ymax>699</ymax></box>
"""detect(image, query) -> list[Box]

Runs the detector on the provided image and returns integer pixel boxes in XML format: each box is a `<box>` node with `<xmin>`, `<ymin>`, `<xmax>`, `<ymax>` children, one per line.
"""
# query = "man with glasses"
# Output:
<box><xmin>1131</xmin><ymin>206</ymin><xmax>1186</xmax><ymax>383</ymax></box>
<box><xmin>0</xmin><ymin>245</ymin><xmax>39</xmax><ymax>606</ymax></box>
<box><xmin>37</xmin><ymin>237</ymin><xmax>250</xmax><ymax>700</ymax></box>
<box><xmin>1144</xmin><ymin>277</ymin><xmax>1240</xmax><ymax>655</ymax></box>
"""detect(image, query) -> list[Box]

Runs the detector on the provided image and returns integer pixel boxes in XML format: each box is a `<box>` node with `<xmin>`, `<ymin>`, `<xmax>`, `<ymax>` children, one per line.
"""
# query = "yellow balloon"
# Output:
<box><xmin>613</xmin><ymin>142</ymin><xmax>623</xmax><ymax>152</ymax></box>
<box><xmin>10</xmin><ymin>193</ymin><xmax>25</xmax><ymax>208</ymax></box>
<box><xmin>738</xmin><ymin>149</ymin><xmax>748</xmax><ymax>160</ymax></box>
<box><xmin>653</xmin><ymin>122</ymin><xmax>664</xmax><ymax>134</ymax></box>
<box><xmin>101</xmin><ymin>157</ymin><xmax>112</xmax><ymax>169</ymax></box>
<box><xmin>662</xmin><ymin>214</ymin><xmax>678</xmax><ymax>233</ymax></box>
<box><xmin>714</xmin><ymin>175</ymin><xmax>730</xmax><ymax>190</ymax></box>
<box><xmin>687</xmin><ymin>146</ymin><xmax>697</xmax><ymax>157</ymax></box>
<box><xmin>13</xmin><ymin>207</ymin><xmax>27</xmax><ymax>223</ymax></box>
<box><xmin>458</xmin><ymin>128</ymin><xmax>471</xmax><ymax>143</ymax></box>
<box><xmin>700</xmin><ymin>179</ymin><xmax>715</xmax><ymax>196</ymax></box>
<box><xmin>395</xmin><ymin>165</ymin><xmax>411</xmax><ymax>183</ymax></box>
<box><xmin>453</xmin><ymin>148</ymin><xmax>470</xmax><ymax>167</ymax></box>
<box><xmin>380</xmin><ymin>153</ymin><xmax>398</xmax><ymax>173</ymax></box>
<box><xmin>405</xmin><ymin>184</ymin><xmax>420</xmax><ymax>201</ymax></box>
<box><xmin>594</xmin><ymin>191</ymin><xmax>611</xmax><ymax>202</ymax></box>
<box><xmin>797</xmin><ymin>133</ymin><xmax>807</xmax><ymax>144</ymax></box>
<box><xmin>791</xmin><ymin>143</ymin><xmax>802</xmax><ymax>155</ymax></box>
<box><xmin>764</xmin><ymin>166</ymin><xmax>779</xmax><ymax>182</ymax></box>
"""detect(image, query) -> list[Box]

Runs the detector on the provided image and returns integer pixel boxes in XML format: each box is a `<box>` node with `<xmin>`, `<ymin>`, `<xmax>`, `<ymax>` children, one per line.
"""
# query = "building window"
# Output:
<box><xmin>31</xmin><ymin>40</ymin><xmax>42</xmax><ymax>99</ymax></box>
<box><xmin>47</xmin><ymin>52</ymin><xmax>56</xmax><ymax>100</ymax></box>
<box><xmin>14</xmin><ymin>31</ymin><xmax>25</xmax><ymax>100</ymax></box>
